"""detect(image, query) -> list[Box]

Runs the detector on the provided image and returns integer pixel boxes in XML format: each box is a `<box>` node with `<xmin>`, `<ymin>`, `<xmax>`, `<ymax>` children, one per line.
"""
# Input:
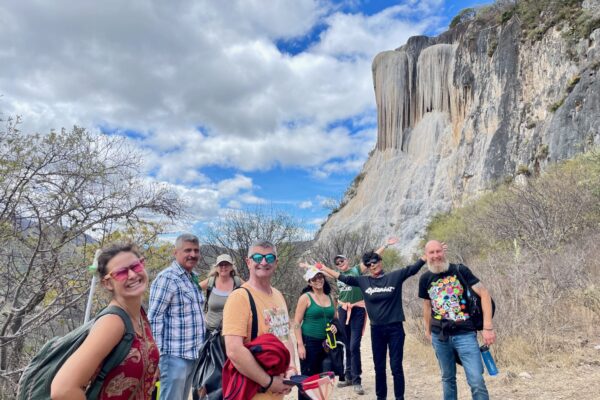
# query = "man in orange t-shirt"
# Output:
<box><xmin>222</xmin><ymin>240</ymin><xmax>297</xmax><ymax>400</ymax></box>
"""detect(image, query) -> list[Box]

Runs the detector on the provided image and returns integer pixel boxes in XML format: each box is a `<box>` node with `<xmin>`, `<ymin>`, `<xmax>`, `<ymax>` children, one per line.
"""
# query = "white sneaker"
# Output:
<box><xmin>353</xmin><ymin>384</ymin><xmax>365</xmax><ymax>395</ymax></box>
<box><xmin>337</xmin><ymin>379</ymin><xmax>352</xmax><ymax>388</ymax></box>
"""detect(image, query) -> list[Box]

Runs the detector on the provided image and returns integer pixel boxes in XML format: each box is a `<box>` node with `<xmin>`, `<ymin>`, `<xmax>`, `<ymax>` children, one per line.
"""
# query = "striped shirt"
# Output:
<box><xmin>148</xmin><ymin>261</ymin><xmax>205</xmax><ymax>360</ymax></box>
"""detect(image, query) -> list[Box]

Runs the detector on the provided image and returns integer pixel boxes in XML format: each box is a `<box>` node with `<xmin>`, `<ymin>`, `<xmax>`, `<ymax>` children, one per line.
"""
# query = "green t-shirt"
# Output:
<box><xmin>336</xmin><ymin>265</ymin><xmax>364</xmax><ymax>303</ymax></box>
<box><xmin>301</xmin><ymin>293</ymin><xmax>335</xmax><ymax>339</ymax></box>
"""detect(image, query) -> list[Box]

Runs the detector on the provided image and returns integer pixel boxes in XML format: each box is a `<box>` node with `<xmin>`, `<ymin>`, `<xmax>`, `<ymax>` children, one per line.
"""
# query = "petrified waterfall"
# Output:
<box><xmin>318</xmin><ymin>14</ymin><xmax>600</xmax><ymax>254</ymax></box>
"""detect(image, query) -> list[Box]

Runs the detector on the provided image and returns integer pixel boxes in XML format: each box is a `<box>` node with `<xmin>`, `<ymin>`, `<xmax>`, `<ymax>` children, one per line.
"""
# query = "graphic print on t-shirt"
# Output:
<box><xmin>337</xmin><ymin>280</ymin><xmax>353</xmax><ymax>293</ymax></box>
<box><xmin>428</xmin><ymin>275</ymin><xmax>470</xmax><ymax>322</ymax></box>
<box><xmin>263</xmin><ymin>306</ymin><xmax>290</xmax><ymax>341</ymax></box>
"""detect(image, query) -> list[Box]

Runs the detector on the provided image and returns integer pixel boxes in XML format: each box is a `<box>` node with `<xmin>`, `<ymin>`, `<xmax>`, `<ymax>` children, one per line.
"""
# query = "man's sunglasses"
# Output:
<box><xmin>105</xmin><ymin>259</ymin><xmax>145</xmax><ymax>281</ymax></box>
<box><xmin>249</xmin><ymin>253</ymin><xmax>277</xmax><ymax>264</ymax></box>
<box><xmin>335</xmin><ymin>259</ymin><xmax>345</xmax><ymax>266</ymax></box>
<box><xmin>365</xmin><ymin>258</ymin><xmax>380</xmax><ymax>267</ymax></box>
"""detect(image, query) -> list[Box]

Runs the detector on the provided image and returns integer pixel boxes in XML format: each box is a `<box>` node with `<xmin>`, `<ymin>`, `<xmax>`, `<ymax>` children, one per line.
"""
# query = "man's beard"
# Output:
<box><xmin>427</xmin><ymin>259</ymin><xmax>450</xmax><ymax>274</ymax></box>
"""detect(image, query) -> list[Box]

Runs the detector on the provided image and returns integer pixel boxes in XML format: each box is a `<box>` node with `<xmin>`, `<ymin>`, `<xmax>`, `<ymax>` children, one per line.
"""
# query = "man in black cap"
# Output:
<box><xmin>333</xmin><ymin>237</ymin><xmax>398</xmax><ymax>396</ymax></box>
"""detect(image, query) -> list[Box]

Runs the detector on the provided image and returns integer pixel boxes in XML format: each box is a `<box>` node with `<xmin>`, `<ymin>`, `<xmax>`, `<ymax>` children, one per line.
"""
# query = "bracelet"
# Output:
<box><xmin>483</xmin><ymin>328</ymin><xmax>494</xmax><ymax>331</ymax></box>
<box><xmin>259</xmin><ymin>375</ymin><xmax>274</xmax><ymax>393</ymax></box>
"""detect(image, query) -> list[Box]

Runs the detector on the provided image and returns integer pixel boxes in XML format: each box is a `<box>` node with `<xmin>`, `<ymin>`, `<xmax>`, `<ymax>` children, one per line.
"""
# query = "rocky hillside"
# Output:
<box><xmin>317</xmin><ymin>0</ymin><xmax>600</xmax><ymax>255</ymax></box>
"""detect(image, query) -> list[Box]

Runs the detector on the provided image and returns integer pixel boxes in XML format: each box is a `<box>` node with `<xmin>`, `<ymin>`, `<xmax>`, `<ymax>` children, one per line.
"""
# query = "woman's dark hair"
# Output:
<box><xmin>301</xmin><ymin>277</ymin><xmax>331</xmax><ymax>295</ymax></box>
<box><xmin>362</xmin><ymin>250</ymin><xmax>381</xmax><ymax>265</ymax></box>
<box><xmin>97</xmin><ymin>242</ymin><xmax>142</xmax><ymax>277</ymax></box>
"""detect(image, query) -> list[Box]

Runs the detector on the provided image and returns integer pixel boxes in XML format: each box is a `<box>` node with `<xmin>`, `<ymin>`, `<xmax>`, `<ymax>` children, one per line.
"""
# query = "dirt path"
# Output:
<box><xmin>286</xmin><ymin>326</ymin><xmax>600</xmax><ymax>399</ymax></box>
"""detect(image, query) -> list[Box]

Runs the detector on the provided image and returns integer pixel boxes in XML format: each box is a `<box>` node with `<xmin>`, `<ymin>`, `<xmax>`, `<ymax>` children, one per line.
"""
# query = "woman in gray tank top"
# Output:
<box><xmin>199</xmin><ymin>254</ymin><xmax>243</xmax><ymax>331</ymax></box>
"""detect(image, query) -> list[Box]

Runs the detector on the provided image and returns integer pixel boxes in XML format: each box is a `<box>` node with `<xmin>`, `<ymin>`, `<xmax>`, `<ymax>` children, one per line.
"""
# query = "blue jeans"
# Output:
<box><xmin>371</xmin><ymin>321</ymin><xmax>405</xmax><ymax>399</ymax></box>
<box><xmin>158</xmin><ymin>354</ymin><xmax>198</xmax><ymax>400</ymax></box>
<box><xmin>431</xmin><ymin>331</ymin><xmax>489</xmax><ymax>400</ymax></box>
<box><xmin>338</xmin><ymin>306</ymin><xmax>365</xmax><ymax>384</ymax></box>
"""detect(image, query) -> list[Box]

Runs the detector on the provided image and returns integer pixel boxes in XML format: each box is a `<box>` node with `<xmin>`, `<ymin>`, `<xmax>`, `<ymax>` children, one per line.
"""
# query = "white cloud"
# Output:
<box><xmin>218</xmin><ymin>175</ymin><xmax>254</xmax><ymax>198</ymax></box>
<box><xmin>299</xmin><ymin>200</ymin><xmax>313</xmax><ymax>209</ymax></box>
<box><xmin>0</xmin><ymin>1</ymin><xmax>445</xmax><ymax>177</ymax></box>
<box><xmin>0</xmin><ymin>0</ymin><xmax>451</xmax><ymax>228</ymax></box>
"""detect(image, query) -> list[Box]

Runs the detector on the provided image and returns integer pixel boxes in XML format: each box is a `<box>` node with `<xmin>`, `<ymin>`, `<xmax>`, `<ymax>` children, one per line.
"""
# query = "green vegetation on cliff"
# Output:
<box><xmin>451</xmin><ymin>0</ymin><xmax>600</xmax><ymax>43</ymax></box>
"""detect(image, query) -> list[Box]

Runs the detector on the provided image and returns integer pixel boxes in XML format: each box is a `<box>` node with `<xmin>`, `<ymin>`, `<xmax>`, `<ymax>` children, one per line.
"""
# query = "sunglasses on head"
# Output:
<box><xmin>249</xmin><ymin>253</ymin><xmax>277</xmax><ymax>264</ymax></box>
<box><xmin>365</xmin><ymin>258</ymin><xmax>380</xmax><ymax>267</ymax></box>
<box><xmin>105</xmin><ymin>259</ymin><xmax>145</xmax><ymax>281</ymax></box>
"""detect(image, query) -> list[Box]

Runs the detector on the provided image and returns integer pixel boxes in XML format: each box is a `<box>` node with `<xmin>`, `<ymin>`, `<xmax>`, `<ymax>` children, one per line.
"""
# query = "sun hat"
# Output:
<box><xmin>303</xmin><ymin>265</ymin><xmax>324</xmax><ymax>282</ymax></box>
<box><xmin>214</xmin><ymin>254</ymin><xmax>234</xmax><ymax>267</ymax></box>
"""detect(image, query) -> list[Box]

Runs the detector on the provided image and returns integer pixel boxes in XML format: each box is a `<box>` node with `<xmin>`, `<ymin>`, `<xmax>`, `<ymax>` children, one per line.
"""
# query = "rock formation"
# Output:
<box><xmin>317</xmin><ymin>1</ymin><xmax>600</xmax><ymax>255</ymax></box>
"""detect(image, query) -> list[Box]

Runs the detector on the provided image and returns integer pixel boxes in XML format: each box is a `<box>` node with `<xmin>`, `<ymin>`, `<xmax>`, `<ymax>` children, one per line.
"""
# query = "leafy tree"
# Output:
<box><xmin>0</xmin><ymin>117</ymin><xmax>182</xmax><ymax>394</ymax></box>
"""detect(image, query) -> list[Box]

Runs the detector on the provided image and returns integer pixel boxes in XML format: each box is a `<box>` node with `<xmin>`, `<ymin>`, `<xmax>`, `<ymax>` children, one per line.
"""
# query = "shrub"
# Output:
<box><xmin>548</xmin><ymin>97</ymin><xmax>565</xmax><ymax>112</ymax></box>
<box><xmin>450</xmin><ymin>7</ymin><xmax>476</xmax><ymax>29</ymax></box>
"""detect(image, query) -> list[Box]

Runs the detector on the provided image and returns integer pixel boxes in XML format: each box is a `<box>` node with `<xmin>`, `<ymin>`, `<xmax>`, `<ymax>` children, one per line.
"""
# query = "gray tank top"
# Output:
<box><xmin>205</xmin><ymin>287</ymin><xmax>232</xmax><ymax>330</ymax></box>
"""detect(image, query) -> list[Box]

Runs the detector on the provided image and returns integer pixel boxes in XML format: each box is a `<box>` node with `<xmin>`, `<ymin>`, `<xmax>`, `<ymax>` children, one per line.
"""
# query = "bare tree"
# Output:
<box><xmin>0</xmin><ymin>118</ymin><xmax>182</xmax><ymax>394</ymax></box>
<box><xmin>310</xmin><ymin>225</ymin><xmax>381</xmax><ymax>267</ymax></box>
<box><xmin>202</xmin><ymin>207</ymin><xmax>309</xmax><ymax>308</ymax></box>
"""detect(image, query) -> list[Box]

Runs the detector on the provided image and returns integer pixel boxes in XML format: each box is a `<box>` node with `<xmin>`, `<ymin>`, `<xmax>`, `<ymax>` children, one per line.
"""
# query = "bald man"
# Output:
<box><xmin>418</xmin><ymin>240</ymin><xmax>495</xmax><ymax>400</ymax></box>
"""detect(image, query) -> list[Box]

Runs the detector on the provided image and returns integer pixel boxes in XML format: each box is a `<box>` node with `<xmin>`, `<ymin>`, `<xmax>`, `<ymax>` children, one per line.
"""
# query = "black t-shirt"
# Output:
<box><xmin>337</xmin><ymin>259</ymin><xmax>425</xmax><ymax>326</ymax></box>
<box><xmin>418</xmin><ymin>264</ymin><xmax>480</xmax><ymax>334</ymax></box>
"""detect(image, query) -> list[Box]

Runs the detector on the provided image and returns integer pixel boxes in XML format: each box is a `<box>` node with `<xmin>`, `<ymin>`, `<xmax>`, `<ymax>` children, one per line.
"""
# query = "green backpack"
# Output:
<box><xmin>17</xmin><ymin>305</ymin><xmax>135</xmax><ymax>400</ymax></box>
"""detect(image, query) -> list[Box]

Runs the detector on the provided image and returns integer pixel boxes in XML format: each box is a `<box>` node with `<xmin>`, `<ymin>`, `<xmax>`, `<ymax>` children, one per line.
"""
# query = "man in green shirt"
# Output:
<box><xmin>335</xmin><ymin>254</ymin><xmax>366</xmax><ymax>395</ymax></box>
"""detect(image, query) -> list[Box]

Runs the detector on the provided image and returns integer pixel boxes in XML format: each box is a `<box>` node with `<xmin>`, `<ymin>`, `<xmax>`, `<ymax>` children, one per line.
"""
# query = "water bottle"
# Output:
<box><xmin>480</xmin><ymin>345</ymin><xmax>498</xmax><ymax>376</ymax></box>
<box><xmin>325</xmin><ymin>322</ymin><xmax>337</xmax><ymax>349</ymax></box>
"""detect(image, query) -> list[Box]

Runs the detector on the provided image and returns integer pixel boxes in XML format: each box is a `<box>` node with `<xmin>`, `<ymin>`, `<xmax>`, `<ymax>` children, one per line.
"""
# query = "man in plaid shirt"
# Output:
<box><xmin>149</xmin><ymin>233</ymin><xmax>205</xmax><ymax>400</ymax></box>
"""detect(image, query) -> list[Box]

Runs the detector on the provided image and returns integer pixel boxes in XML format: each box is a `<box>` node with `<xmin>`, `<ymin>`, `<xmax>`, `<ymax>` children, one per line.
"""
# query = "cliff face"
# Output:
<box><xmin>318</xmin><ymin>3</ymin><xmax>600</xmax><ymax>255</ymax></box>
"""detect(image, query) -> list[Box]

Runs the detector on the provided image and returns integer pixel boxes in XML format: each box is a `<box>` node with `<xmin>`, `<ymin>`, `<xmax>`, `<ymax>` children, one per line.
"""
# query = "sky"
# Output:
<box><xmin>0</xmin><ymin>0</ymin><xmax>490</xmax><ymax>238</ymax></box>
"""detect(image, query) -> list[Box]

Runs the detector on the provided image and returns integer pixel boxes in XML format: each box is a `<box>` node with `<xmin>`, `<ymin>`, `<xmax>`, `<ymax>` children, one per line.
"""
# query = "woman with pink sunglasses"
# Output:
<box><xmin>51</xmin><ymin>242</ymin><xmax>159</xmax><ymax>400</ymax></box>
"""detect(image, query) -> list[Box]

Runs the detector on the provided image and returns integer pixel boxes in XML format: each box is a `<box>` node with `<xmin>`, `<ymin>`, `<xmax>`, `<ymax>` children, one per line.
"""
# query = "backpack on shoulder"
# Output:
<box><xmin>453</xmin><ymin>264</ymin><xmax>496</xmax><ymax>331</ymax></box>
<box><xmin>17</xmin><ymin>305</ymin><xmax>135</xmax><ymax>400</ymax></box>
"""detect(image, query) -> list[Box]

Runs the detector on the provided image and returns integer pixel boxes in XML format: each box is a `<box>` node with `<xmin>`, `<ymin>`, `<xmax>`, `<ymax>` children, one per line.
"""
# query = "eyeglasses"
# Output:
<box><xmin>335</xmin><ymin>259</ymin><xmax>345</xmax><ymax>266</ymax></box>
<box><xmin>310</xmin><ymin>274</ymin><xmax>324</xmax><ymax>282</ymax></box>
<box><xmin>105</xmin><ymin>259</ymin><xmax>145</xmax><ymax>281</ymax></box>
<box><xmin>249</xmin><ymin>253</ymin><xmax>277</xmax><ymax>264</ymax></box>
<box><xmin>365</xmin><ymin>258</ymin><xmax>380</xmax><ymax>267</ymax></box>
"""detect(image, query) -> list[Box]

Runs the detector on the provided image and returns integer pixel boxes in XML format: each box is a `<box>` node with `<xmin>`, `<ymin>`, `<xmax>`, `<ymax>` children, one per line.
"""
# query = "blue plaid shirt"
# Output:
<box><xmin>148</xmin><ymin>261</ymin><xmax>205</xmax><ymax>360</ymax></box>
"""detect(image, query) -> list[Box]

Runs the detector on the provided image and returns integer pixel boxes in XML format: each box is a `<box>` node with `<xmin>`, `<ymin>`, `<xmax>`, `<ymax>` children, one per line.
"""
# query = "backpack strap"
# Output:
<box><xmin>233</xmin><ymin>275</ymin><xmax>242</xmax><ymax>289</ymax></box>
<box><xmin>238</xmin><ymin>287</ymin><xmax>258</xmax><ymax>341</ymax></box>
<box><xmin>86</xmin><ymin>305</ymin><xmax>135</xmax><ymax>399</ymax></box>
<box><xmin>453</xmin><ymin>264</ymin><xmax>473</xmax><ymax>297</ymax></box>
<box><xmin>204</xmin><ymin>276</ymin><xmax>216</xmax><ymax>313</ymax></box>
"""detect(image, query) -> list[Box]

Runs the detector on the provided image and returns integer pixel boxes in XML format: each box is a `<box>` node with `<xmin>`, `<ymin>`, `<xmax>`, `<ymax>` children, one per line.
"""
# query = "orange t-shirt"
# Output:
<box><xmin>222</xmin><ymin>283</ymin><xmax>291</xmax><ymax>400</ymax></box>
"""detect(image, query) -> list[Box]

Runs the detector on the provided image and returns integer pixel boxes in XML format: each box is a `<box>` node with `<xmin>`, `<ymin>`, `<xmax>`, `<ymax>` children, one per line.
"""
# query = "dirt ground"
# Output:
<box><xmin>285</xmin><ymin>326</ymin><xmax>600</xmax><ymax>400</ymax></box>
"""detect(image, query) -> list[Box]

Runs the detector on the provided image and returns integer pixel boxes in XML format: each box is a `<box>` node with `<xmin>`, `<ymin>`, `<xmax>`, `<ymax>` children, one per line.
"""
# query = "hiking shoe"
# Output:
<box><xmin>353</xmin><ymin>384</ymin><xmax>365</xmax><ymax>395</ymax></box>
<box><xmin>337</xmin><ymin>379</ymin><xmax>352</xmax><ymax>388</ymax></box>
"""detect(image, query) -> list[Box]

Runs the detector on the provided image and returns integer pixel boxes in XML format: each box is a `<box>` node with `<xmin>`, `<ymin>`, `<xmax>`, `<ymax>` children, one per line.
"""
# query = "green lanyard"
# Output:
<box><xmin>187</xmin><ymin>272</ymin><xmax>199</xmax><ymax>289</ymax></box>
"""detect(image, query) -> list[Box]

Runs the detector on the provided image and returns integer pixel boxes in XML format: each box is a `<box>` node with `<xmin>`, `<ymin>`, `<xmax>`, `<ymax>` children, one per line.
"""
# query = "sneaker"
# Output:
<box><xmin>337</xmin><ymin>379</ymin><xmax>352</xmax><ymax>388</ymax></box>
<box><xmin>353</xmin><ymin>384</ymin><xmax>365</xmax><ymax>395</ymax></box>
